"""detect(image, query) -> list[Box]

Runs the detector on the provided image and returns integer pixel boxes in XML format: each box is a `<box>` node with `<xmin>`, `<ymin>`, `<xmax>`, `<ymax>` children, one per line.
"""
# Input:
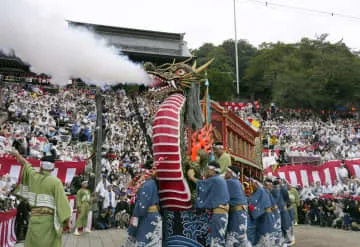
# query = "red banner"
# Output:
<box><xmin>0</xmin><ymin>209</ymin><xmax>17</xmax><ymax>247</ymax></box>
<box><xmin>0</xmin><ymin>157</ymin><xmax>86</xmax><ymax>185</ymax></box>
<box><xmin>264</xmin><ymin>159</ymin><xmax>360</xmax><ymax>187</ymax></box>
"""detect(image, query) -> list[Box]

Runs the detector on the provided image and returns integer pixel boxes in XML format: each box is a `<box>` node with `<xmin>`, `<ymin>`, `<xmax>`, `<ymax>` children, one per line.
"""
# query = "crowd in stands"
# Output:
<box><xmin>298</xmin><ymin>160</ymin><xmax>360</xmax><ymax>199</ymax></box>
<box><xmin>1</xmin><ymin>81</ymin><xmax>360</xmax><ymax>233</ymax></box>
<box><xmin>230</xmin><ymin>102</ymin><xmax>360</xmax><ymax>230</ymax></box>
<box><xmin>92</xmin><ymin>91</ymin><xmax>157</xmax><ymax>229</ymax></box>
<box><xmin>0</xmin><ymin>84</ymin><xmax>95</xmax><ymax>161</ymax></box>
<box><xmin>0</xmin><ymin>83</ymin><xmax>159</xmax><ymax>230</ymax></box>
<box><xmin>262</xmin><ymin>118</ymin><xmax>360</xmax><ymax>166</ymax></box>
<box><xmin>230</xmin><ymin>102</ymin><xmax>360</xmax><ymax>167</ymax></box>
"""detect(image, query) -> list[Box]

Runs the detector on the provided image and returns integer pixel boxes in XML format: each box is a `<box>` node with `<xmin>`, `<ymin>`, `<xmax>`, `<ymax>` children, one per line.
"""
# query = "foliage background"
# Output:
<box><xmin>191</xmin><ymin>34</ymin><xmax>360</xmax><ymax>110</ymax></box>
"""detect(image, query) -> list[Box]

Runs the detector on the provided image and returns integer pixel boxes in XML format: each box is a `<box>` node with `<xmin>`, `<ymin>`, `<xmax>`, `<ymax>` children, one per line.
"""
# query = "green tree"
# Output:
<box><xmin>243</xmin><ymin>36</ymin><xmax>360</xmax><ymax>110</ymax></box>
<box><xmin>193</xmin><ymin>44</ymin><xmax>235</xmax><ymax>101</ymax></box>
<box><xmin>220</xmin><ymin>39</ymin><xmax>258</xmax><ymax>95</ymax></box>
<box><xmin>193</xmin><ymin>40</ymin><xmax>257</xmax><ymax>101</ymax></box>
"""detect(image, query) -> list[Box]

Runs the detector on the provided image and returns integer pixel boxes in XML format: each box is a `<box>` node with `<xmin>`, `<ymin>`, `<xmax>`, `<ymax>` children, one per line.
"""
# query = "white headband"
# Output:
<box><xmin>40</xmin><ymin>161</ymin><xmax>54</xmax><ymax>170</ymax></box>
<box><xmin>227</xmin><ymin>168</ymin><xmax>239</xmax><ymax>178</ymax></box>
<box><xmin>208</xmin><ymin>165</ymin><xmax>221</xmax><ymax>173</ymax></box>
<box><xmin>213</xmin><ymin>145</ymin><xmax>224</xmax><ymax>149</ymax></box>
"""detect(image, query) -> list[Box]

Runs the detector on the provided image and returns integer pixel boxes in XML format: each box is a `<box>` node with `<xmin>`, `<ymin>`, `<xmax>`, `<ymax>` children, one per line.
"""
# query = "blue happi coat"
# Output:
<box><xmin>248</xmin><ymin>187</ymin><xmax>276</xmax><ymax>246</ymax></box>
<box><xmin>267</xmin><ymin>189</ymin><xmax>283</xmax><ymax>246</ymax></box>
<box><xmin>280</xmin><ymin>185</ymin><xmax>295</xmax><ymax>243</ymax></box>
<box><xmin>196</xmin><ymin>175</ymin><xmax>229</xmax><ymax>247</ymax></box>
<box><xmin>273</xmin><ymin>187</ymin><xmax>292</xmax><ymax>233</ymax></box>
<box><xmin>125</xmin><ymin>179</ymin><xmax>162</xmax><ymax>247</ymax></box>
<box><xmin>225</xmin><ymin>179</ymin><xmax>249</xmax><ymax>247</ymax></box>
<box><xmin>280</xmin><ymin>185</ymin><xmax>290</xmax><ymax>206</ymax></box>
<box><xmin>281</xmin><ymin>185</ymin><xmax>295</xmax><ymax>222</ymax></box>
<box><xmin>247</xmin><ymin>214</ymin><xmax>257</xmax><ymax>245</ymax></box>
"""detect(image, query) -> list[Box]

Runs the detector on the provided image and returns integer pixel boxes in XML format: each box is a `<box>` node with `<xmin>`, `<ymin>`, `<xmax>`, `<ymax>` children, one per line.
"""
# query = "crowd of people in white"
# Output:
<box><xmin>0</xmin><ymin>85</ymin><xmax>95</xmax><ymax>160</ymax></box>
<box><xmin>2</xmin><ymin>84</ymin><xmax>360</xmax><ymax>191</ymax></box>
<box><xmin>224</xmin><ymin>102</ymin><xmax>360</xmax><ymax>167</ymax></box>
<box><xmin>0</xmin><ymin>83</ymin><xmax>158</xmax><ymax>219</ymax></box>
<box><xmin>2</xmin><ymin>82</ymin><xmax>360</xmax><ymax>224</ymax></box>
<box><xmin>297</xmin><ymin>162</ymin><xmax>360</xmax><ymax>200</ymax></box>
<box><xmin>259</xmin><ymin>116</ymin><xmax>360</xmax><ymax>168</ymax></box>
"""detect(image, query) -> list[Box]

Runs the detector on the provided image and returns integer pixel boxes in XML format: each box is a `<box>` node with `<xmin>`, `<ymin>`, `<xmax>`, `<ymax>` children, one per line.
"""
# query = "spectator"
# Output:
<box><xmin>337</xmin><ymin>161</ymin><xmax>349</xmax><ymax>185</ymax></box>
<box><xmin>103</xmin><ymin>185</ymin><xmax>117</xmax><ymax>214</ymax></box>
<box><xmin>322</xmin><ymin>183</ymin><xmax>332</xmax><ymax>194</ymax></box>
<box><xmin>95</xmin><ymin>207</ymin><xmax>114</xmax><ymax>230</ymax></box>
<box><xmin>313</xmin><ymin>181</ymin><xmax>323</xmax><ymax>197</ymax></box>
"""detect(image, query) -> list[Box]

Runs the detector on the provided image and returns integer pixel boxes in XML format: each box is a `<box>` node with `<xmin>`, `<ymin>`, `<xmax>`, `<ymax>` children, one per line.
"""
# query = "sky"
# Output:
<box><xmin>41</xmin><ymin>0</ymin><xmax>360</xmax><ymax>50</ymax></box>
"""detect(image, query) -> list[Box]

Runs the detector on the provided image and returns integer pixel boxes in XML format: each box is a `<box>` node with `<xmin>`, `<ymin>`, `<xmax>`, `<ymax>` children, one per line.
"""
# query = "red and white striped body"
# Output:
<box><xmin>153</xmin><ymin>94</ymin><xmax>192</xmax><ymax>210</ymax></box>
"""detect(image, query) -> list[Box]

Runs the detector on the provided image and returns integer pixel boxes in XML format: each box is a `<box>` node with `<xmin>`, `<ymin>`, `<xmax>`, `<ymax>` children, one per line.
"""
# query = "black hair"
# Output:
<box><xmin>208</xmin><ymin>161</ymin><xmax>220</xmax><ymax>169</ymax></box>
<box><xmin>228</xmin><ymin>165</ymin><xmax>240</xmax><ymax>175</ymax></box>
<box><xmin>41</xmin><ymin>152</ymin><xmax>56</xmax><ymax>163</ymax></box>
<box><xmin>142</xmin><ymin>159</ymin><xmax>153</xmax><ymax>170</ymax></box>
<box><xmin>272</xmin><ymin>179</ymin><xmax>281</xmax><ymax>186</ymax></box>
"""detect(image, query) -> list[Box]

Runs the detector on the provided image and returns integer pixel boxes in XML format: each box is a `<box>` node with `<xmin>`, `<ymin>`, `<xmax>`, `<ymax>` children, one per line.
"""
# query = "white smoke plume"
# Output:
<box><xmin>0</xmin><ymin>0</ymin><xmax>150</xmax><ymax>86</ymax></box>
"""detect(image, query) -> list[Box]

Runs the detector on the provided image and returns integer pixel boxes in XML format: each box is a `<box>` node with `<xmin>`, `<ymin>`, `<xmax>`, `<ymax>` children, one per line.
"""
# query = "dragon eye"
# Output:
<box><xmin>175</xmin><ymin>69</ymin><xmax>186</xmax><ymax>75</ymax></box>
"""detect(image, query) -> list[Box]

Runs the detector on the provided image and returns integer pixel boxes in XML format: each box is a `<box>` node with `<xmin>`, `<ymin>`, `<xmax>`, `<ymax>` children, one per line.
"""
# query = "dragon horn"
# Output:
<box><xmin>180</xmin><ymin>57</ymin><xmax>193</xmax><ymax>65</ymax></box>
<box><xmin>195</xmin><ymin>58</ymin><xmax>215</xmax><ymax>74</ymax></box>
<box><xmin>192</xmin><ymin>60</ymin><xmax>197</xmax><ymax>70</ymax></box>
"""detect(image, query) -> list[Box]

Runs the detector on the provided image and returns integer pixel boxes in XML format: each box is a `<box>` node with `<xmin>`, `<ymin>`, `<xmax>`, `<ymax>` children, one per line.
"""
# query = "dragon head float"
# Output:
<box><xmin>145</xmin><ymin>58</ymin><xmax>214</xmax><ymax>210</ymax></box>
<box><xmin>145</xmin><ymin>58</ymin><xmax>214</xmax><ymax>131</ymax></box>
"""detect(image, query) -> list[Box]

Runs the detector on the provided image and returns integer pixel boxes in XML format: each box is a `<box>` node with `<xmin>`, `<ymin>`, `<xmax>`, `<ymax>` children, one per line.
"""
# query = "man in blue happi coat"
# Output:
<box><xmin>123</xmin><ymin>165</ymin><xmax>162</xmax><ymax>247</ymax></box>
<box><xmin>280</xmin><ymin>179</ymin><xmax>295</xmax><ymax>246</ymax></box>
<box><xmin>188</xmin><ymin>161</ymin><xmax>229</xmax><ymax>247</ymax></box>
<box><xmin>244</xmin><ymin>181</ymin><xmax>257</xmax><ymax>245</ymax></box>
<box><xmin>224</xmin><ymin>166</ymin><xmax>251</xmax><ymax>247</ymax></box>
<box><xmin>271</xmin><ymin>178</ymin><xmax>294</xmax><ymax>246</ymax></box>
<box><xmin>263</xmin><ymin>178</ymin><xmax>284</xmax><ymax>246</ymax></box>
<box><xmin>248</xmin><ymin>180</ymin><xmax>276</xmax><ymax>246</ymax></box>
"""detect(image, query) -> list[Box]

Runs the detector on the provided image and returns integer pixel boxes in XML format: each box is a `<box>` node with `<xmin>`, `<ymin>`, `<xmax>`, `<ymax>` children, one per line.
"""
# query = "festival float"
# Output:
<box><xmin>142</xmin><ymin>58</ymin><xmax>261</xmax><ymax>246</ymax></box>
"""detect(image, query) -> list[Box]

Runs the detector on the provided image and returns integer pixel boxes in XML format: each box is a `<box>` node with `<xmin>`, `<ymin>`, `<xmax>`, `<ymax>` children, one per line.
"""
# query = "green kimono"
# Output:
<box><xmin>216</xmin><ymin>152</ymin><xmax>232</xmax><ymax>174</ymax></box>
<box><xmin>187</xmin><ymin>149</ymin><xmax>209</xmax><ymax>202</ymax></box>
<box><xmin>17</xmin><ymin>162</ymin><xmax>71</xmax><ymax>247</ymax></box>
<box><xmin>75</xmin><ymin>188</ymin><xmax>91</xmax><ymax>228</ymax></box>
<box><xmin>288</xmin><ymin>188</ymin><xmax>300</xmax><ymax>223</ymax></box>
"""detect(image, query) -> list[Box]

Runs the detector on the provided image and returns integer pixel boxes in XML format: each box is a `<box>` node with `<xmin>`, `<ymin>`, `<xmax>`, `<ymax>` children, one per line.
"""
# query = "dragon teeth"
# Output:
<box><xmin>170</xmin><ymin>80</ymin><xmax>177</xmax><ymax>89</ymax></box>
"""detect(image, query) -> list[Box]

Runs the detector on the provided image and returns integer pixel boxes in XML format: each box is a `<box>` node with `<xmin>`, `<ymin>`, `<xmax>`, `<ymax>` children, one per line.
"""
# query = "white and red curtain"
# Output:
<box><xmin>0</xmin><ymin>209</ymin><xmax>17</xmax><ymax>247</ymax></box>
<box><xmin>0</xmin><ymin>157</ymin><xmax>86</xmax><ymax>184</ymax></box>
<box><xmin>264</xmin><ymin>159</ymin><xmax>360</xmax><ymax>187</ymax></box>
<box><xmin>220</xmin><ymin>101</ymin><xmax>260</xmax><ymax>111</ymax></box>
<box><xmin>262</xmin><ymin>149</ymin><xmax>281</xmax><ymax>157</ymax></box>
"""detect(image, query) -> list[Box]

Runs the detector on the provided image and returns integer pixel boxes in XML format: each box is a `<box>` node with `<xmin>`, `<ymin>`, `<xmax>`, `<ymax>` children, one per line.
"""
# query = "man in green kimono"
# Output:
<box><xmin>187</xmin><ymin>149</ymin><xmax>209</xmax><ymax>202</ymax></box>
<box><xmin>74</xmin><ymin>180</ymin><xmax>92</xmax><ymax>236</ymax></box>
<box><xmin>213</xmin><ymin>142</ymin><xmax>231</xmax><ymax>174</ymax></box>
<box><xmin>10</xmin><ymin>149</ymin><xmax>71</xmax><ymax>247</ymax></box>
<box><xmin>287</xmin><ymin>183</ymin><xmax>300</xmax><ymax>225</ymax></box>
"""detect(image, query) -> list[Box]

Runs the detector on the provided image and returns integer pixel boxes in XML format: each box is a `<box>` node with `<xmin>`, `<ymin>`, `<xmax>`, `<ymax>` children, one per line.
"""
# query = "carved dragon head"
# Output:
<box><xmin>145</xmin><ymin>58</ymin><xmax>214</xmax><ymax>131</ymax></box>
<box><xmin>144</xmin><ymin>58</ymin><xmax>214</xmax><ymax>93</ymax></box>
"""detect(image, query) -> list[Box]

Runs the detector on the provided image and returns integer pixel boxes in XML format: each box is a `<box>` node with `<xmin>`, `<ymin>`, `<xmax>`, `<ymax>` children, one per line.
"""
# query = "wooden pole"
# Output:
<box><xmin>94</xmin><ymin>90</ymin><xmax>103</xmax><ymax>187</ymax></box>
<box><xmin>234</xmin><ymin>0</ymin><xmax>240</xmax><ymax>95</ymax></box>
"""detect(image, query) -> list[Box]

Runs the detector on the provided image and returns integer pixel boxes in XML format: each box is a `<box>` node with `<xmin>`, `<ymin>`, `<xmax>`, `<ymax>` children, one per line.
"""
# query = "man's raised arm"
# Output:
<box><xmin>9</xmin><ymin>148</ymin><xmax>29</xmax><ymax>166</ymax></box>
